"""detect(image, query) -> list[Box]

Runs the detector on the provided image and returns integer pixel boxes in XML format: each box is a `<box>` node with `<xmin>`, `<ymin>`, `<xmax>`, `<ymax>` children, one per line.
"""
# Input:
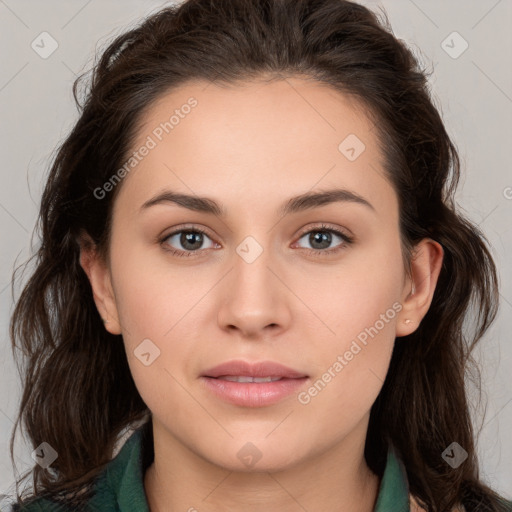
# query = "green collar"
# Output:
<box><xmin>90</xmin><ymin>426</ymin><xmax>411</xmax><ymax>512</ymax></box>
<box><xmin>373</xmin><ymin>444</ymin><xmax>410</xmax><ymax>512</ymax></box>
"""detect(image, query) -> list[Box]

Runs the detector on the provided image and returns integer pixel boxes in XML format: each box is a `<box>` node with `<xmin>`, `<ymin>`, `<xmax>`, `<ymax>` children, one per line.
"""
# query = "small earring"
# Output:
<box><xmin>404</xmin><ymin>319</ymin><xmax>412</xmax><ymax>324</ymax></box>
<box><xmin>102</xmin><ymin>318</ymin><xmax>109</xmax><ymax>324</ymax></box>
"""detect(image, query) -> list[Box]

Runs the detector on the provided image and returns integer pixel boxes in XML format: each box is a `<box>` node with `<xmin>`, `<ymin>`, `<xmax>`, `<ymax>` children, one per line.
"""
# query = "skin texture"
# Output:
<box><xmin>79</xmin><ymin>77</ymin><xmax>443</xmax><ymax>512</ymax></box>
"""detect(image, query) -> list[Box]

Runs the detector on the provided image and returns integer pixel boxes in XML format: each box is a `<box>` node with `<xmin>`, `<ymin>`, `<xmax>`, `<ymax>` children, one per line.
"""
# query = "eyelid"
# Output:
<box><xmin>295</xmin><ymin>222</ymin><xmax>353</xmax><ymax>240</ymax></box>
<box><xmin>160</xmin><ymin>223</ymin><xmax>213</xmax><ymax>239</ymax></box>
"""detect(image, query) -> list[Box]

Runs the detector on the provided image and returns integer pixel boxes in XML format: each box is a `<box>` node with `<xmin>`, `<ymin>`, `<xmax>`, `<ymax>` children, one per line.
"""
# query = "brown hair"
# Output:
<box><xmin>8</xmin><ymin>0</ymin><xmax>508</xmax><ymax>510</ymax></box>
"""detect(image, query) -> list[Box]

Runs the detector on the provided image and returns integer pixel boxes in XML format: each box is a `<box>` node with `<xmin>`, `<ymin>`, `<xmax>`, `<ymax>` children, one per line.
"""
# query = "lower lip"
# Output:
<box><xmin>200</xmin><ymin>376</ymin><xmax>309</xmax><ymax>407</ymax></box>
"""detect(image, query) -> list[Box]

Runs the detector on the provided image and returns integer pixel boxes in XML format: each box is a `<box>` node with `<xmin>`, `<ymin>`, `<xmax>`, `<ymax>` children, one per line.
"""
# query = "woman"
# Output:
<box><xmin>7</xmin><ymin>0</ymin><xmax>512</xmax><ymax>510</ymax></box>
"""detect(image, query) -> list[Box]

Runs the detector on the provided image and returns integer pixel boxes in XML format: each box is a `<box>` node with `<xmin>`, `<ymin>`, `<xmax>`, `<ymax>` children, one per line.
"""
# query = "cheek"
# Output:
<box><xmin>118</xmin><ymin>280</ymin><xmax>197</xmax><ymax>427</ymax></box>
<box><xmin>108</xmin><ymin>243</ymin><xmax>213</xmax><ymax>415</ymax></box>
<box><xmin>295</xmin><ymin>283</ymin><xmax>400</xmax><ymax>444</ymax></box>
<box><xmin>293</xmin><ymin>235</ymin><xmax>403</xmax><ymax>410</ymax></box>
<box><xmin>294</xmin><ymin>232</ymin><xmax>404</xmax><ymax>347</ymax></box>
<box><xmin>110</xmin><ymin>238</ymin><xmax>197</xmax><ymax>339</ymax></box>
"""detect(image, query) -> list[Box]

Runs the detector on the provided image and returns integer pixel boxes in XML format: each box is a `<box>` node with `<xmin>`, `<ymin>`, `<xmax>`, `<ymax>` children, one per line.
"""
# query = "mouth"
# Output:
<box><xmin>200</xmin><ymin>360</ymin><xmax>309</xmax><ymax>407</ymax></box>
<box><xmin>201</xmin><ymin>359</ymin><xmax>308</xmax><ymax>379</ymax></box>
<box><xmin>210</xmin><ymin>375</ymin><xmax>288</xmax><ymax>383</ymax></box>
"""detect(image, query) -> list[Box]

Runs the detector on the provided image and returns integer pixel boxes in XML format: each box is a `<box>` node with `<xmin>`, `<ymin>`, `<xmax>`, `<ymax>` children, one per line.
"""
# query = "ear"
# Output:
<box><xmin>78</xmin><ymin>231</ymin><xmax>122</xmax><ymax>335</ymax></box>
<box><xmin>395</xmin><ymin>238</ymin><xmax>444</xmax><ymax>337</ymax></box>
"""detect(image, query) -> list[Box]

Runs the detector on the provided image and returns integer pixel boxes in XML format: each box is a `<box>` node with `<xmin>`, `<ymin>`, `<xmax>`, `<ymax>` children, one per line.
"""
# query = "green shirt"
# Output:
<box><xmin>11</xmin><ymin>424</ymin><xmax>512</xmax><ymax>512</ymax></box>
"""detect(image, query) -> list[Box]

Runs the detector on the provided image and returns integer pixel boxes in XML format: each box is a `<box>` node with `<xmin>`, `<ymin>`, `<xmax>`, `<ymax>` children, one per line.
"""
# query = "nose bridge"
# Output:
<box><xmin>216</xmin><ymin>231</ymin><xmax>289</xmax><ymax>334</ymax></box>
<box><xmin>235</xmin><ymin>236</ymin><xmax>273</xmax><ymax>292</ymax></box>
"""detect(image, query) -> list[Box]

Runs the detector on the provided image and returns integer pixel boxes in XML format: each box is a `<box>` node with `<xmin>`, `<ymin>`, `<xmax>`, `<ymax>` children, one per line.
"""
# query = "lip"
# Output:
<box><xmin>201</xmin><ymin>360</ymin><xmax>307</xmax><ymax>379</ymax></box>
<box><xmin>200</xmin><ymin>360</ymin><xmax>309</xmax><ymax>407</ymax></box>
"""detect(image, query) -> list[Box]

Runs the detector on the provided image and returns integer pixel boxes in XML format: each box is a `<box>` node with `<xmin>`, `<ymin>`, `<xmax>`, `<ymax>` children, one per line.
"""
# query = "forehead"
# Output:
<box><xmin>113</xmin><ymin>77</ymin><xmax>397</xmax><ymax>220</ymax></box>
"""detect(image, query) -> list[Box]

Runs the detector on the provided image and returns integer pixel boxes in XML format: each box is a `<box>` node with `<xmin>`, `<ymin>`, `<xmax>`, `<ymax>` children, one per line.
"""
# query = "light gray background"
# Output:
<box><xmin>1</xmin><ymin>0</ymin><xmax>511</xmax><ymax>503</ymax></box>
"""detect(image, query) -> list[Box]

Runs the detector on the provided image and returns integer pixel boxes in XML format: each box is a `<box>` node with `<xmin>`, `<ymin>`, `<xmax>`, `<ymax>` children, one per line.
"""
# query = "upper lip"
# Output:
<box><xmin>202</xmin><ymin>360</ymin><xmax>308</xmax><ymax>379</ymax></box>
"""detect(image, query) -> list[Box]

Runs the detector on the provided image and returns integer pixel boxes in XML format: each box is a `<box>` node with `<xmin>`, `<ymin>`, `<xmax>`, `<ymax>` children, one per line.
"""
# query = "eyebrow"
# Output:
<box><xmin>139</xmin><ymin>188</ymin><xmax>375</xmax><ymax>217</ymax></box>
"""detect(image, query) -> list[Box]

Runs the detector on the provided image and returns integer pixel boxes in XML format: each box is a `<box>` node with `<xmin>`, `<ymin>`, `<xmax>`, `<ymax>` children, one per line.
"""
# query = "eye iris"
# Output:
<box><xmin>181</xmin><ymin>231</ymin><xmax>203</xmax><ymax>250</ymax></box>
<box><xmin>310</xmin><ymin>231</ymin><xmax>331</xmax><ymax>249</ymax></box>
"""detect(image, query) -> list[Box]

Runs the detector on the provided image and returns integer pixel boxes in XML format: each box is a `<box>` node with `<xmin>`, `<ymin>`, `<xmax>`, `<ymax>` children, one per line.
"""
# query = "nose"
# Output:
<box><xmin>216</xmin><ymin>241</ymin><xmax>292</xmax><ymax>339</ymax></box>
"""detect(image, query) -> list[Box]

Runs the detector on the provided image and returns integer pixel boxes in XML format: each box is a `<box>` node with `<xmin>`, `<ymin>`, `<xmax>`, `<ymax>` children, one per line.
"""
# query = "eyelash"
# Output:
<box><xmin>159</xmin><ymin>223</ymin><xmax>354</xmax><ymax>258</ymax></box>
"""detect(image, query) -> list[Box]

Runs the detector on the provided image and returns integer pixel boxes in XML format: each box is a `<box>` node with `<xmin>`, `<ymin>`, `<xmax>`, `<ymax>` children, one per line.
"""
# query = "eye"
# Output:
<box><xmin>160</xmin><ymin>226</ymin><xmax>217</xmax><ymax>257</ymax></box>
<box><xmin>159</xmin><ymin>223</ymin><xmax>353</xmax><ymax>258</ymax></box>
<box><xmin>294</xmin><ymin>224</ymin><xmax>353</xmax><ymax>256</ymax></box>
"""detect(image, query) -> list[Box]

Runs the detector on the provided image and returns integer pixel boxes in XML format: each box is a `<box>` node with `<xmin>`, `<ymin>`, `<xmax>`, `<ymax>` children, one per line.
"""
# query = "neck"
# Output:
<box><xmin>143</xmin><ymin>417</ymin><xmax>381</xmax><ymax>512</ymax></box>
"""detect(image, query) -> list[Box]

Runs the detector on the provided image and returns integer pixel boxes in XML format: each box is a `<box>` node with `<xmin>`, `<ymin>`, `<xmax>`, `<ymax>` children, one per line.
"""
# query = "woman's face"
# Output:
<box><xmin>86</xmin><ymin>77</ymin><xmax>432</xmax><ymax>472</ymax></box>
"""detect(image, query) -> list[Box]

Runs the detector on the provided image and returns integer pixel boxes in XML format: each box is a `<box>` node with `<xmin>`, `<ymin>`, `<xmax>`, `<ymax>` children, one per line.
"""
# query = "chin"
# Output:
<box><xmin>205</xmin><ymin>446</ymin><xmax>302</xmax><ymax>474</ymax></box>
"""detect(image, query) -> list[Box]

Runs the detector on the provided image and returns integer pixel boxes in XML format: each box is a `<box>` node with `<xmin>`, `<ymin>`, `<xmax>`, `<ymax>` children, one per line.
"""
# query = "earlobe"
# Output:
<box><xmin>396</xmin><ymin>238</ymin><xmax>444</xmax><ymax>337</ymax></box>
<box><xmin>78</xmin><ymin>232</ymin><xmax>122</xmax><ymax>335</ymax></box>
